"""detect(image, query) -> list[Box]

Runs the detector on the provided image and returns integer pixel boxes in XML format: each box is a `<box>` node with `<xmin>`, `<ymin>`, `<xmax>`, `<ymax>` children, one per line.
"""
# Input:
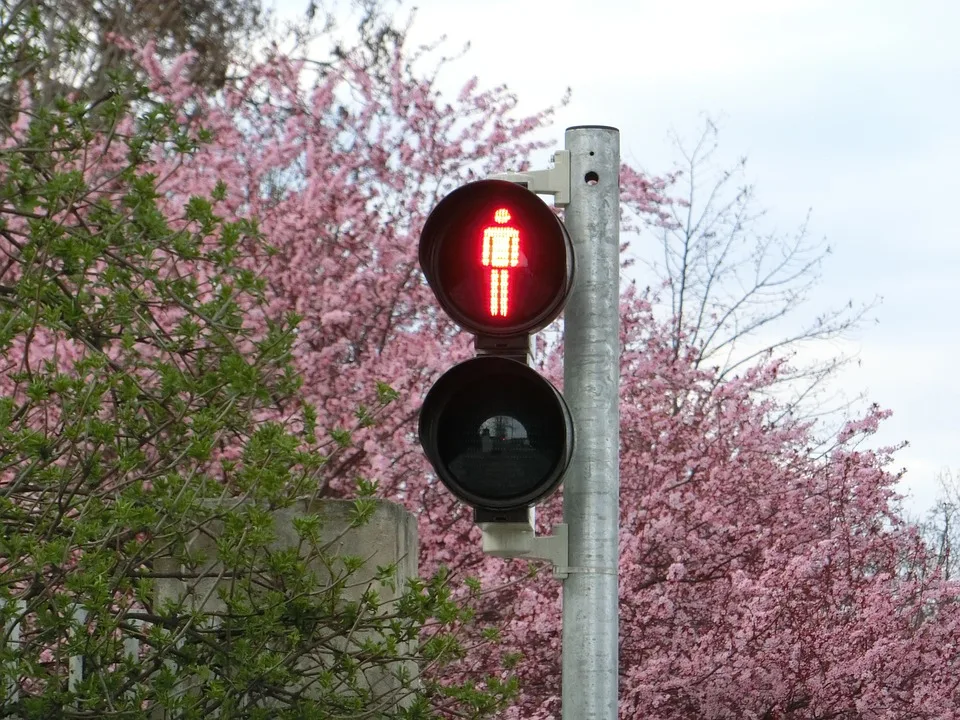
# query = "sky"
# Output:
<box><xmin>272</xmin><ymin>0</ymin><xmax>960</xmax><ymax>518</ymax></box>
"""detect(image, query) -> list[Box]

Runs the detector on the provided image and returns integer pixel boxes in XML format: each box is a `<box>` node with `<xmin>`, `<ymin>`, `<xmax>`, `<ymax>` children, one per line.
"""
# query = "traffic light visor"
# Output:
<box><xmin>419</xmin><ymin>180</ymin><xmax>574</xmax><ymax>336</ymax></box>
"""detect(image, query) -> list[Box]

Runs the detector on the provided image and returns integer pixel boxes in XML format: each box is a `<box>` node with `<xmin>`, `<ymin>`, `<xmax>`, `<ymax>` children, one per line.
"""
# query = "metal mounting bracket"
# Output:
<box><xmin>474</xmin><ymin>333</ymin><xmax>531</xmax><ymax>364</ymax></box>
<box><xmin>488</xmin><ymin>150</ymin><xmax>571</xmax><ymax>208</ymax></box>
<box><xmin>479</xmin><ymin>509</ymin><xmax>569</xmax><ymax>580</ymax></box>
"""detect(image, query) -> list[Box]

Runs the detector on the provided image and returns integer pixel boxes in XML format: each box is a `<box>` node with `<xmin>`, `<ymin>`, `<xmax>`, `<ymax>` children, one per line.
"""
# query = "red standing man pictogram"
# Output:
<box><xmin>481</xmin><ymin>208</ymin><xmax>520</xmax><ymax>317</ymax></box>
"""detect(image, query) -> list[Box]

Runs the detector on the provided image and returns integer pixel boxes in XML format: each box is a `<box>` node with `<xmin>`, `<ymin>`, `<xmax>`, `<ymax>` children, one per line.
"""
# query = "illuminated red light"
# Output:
<box><xmin>481</xmin><ymin>207</ymin><xmax>520</xmax><ymax>317</ymax></box>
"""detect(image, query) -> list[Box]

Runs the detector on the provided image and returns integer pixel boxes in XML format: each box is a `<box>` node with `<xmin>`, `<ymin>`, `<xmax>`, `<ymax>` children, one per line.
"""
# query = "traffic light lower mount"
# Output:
<box><xmin>479</xmin><ymin>507</ymin><xmax>569</xmax><ymax>580</ymax></box>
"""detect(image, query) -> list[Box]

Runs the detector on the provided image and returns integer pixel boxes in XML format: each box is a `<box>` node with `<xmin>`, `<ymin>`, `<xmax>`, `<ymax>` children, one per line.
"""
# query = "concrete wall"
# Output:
<box><xmin>154</xmin><ymin>499</ymin><xmax>419</xmax><ymax>716</ymax></box>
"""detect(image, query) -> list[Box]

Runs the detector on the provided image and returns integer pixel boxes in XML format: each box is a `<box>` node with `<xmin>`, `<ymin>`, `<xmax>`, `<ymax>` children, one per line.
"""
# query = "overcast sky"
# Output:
<box><xmin>273</xmin><ymin>0</ymin><xmax>959</xmax><ymax>518</ymax></box>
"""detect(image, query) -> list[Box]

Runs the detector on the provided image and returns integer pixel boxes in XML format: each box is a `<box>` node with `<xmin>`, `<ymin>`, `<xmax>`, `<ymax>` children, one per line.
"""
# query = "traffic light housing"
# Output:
<box><xmin>419</xmin><ymin>180</ymin><xmax>575</xmax><ymax>337</ymax></box>
<box><xmin>418</xmin><ymin>179</ymin><xmax>575</xmax><ymax>519</ymax></box>
<box><xmin>418</xmin><ymin>356</ymin><xmax>574</xmax><ymax>512</ymax></box>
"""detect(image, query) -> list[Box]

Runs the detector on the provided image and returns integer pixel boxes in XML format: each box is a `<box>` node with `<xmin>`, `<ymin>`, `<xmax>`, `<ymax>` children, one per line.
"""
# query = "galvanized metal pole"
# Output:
<box><xmin>562</xmin><ymin>125</ymin><xmax>620</xmax><ymax>719</ymax></box>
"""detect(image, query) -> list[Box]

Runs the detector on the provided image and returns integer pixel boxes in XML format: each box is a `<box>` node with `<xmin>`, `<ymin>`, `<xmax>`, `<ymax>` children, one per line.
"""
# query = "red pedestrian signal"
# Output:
<box><xmin>419</xmin><ymin>180</ymin><xmax>574</xmax><ymax>337</ymax></box>
<box><xmin>481</xmin><ymin>207</ymin><xmax>519</xmax><ymax>318</ymax></box>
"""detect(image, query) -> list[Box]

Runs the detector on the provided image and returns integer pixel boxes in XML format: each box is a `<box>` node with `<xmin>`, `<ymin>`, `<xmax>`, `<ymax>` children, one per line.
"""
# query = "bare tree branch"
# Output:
<box><xmin>644</xmin><ymin>119</ymin><xmax>878</xmax><ymax>419</ymax></box>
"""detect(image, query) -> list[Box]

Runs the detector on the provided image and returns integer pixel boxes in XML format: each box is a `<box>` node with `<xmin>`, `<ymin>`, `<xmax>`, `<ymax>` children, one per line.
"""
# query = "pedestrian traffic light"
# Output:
<box><xmin>418</xmin><ymin>179</ymin><xmax>575</xmax><ymax>519</ymax></box>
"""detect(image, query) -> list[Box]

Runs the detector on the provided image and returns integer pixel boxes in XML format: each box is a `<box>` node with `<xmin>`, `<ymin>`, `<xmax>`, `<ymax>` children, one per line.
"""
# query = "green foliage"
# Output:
<box><xmin>0</xmin><ymin>7</ymin><xmax>517</xmax><ymax>719</ymax></box>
